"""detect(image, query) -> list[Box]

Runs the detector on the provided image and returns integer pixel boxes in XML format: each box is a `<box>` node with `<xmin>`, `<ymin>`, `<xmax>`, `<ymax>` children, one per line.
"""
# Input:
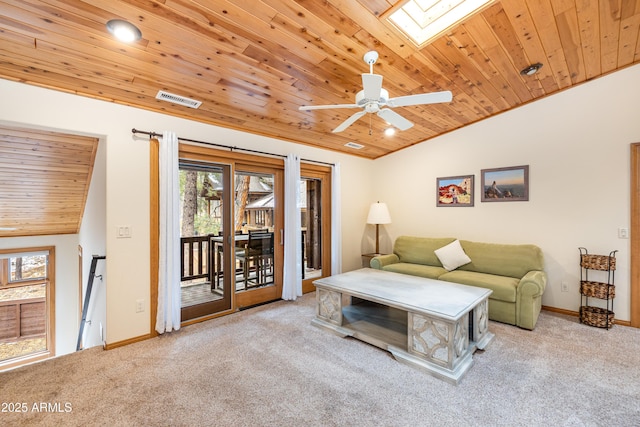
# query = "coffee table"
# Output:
<box><xmin>312</xmin><ymin>268</ymin><xmax>494</xmax><ymax>384</ymax></box>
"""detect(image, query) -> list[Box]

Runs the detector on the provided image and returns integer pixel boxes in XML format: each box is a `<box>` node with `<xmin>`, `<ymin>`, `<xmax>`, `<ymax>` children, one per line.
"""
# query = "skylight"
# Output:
<box><xmin>388</xmin><ymin>0</ymin><xmax>494</xmax><ymax>47</ymax></box>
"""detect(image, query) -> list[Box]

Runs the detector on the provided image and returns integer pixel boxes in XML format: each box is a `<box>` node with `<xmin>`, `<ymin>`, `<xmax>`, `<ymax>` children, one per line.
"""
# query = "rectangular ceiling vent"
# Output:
<box><xmin>345</xmin><ymin>142</ymin><xmax>364</xmax><ymax>149</ymax></box>
<box><xmin>156</xmin><ymin>90</ymin><xmax>202</xmax><ymax>109</ymax></box>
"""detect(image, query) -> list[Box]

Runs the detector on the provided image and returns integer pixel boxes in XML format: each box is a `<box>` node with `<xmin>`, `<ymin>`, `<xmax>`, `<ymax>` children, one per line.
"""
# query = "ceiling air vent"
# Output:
<box><xmin>345</xmin><ymin>142</ymin><xmax>364</xmax><ymax>149</ymax></box>
<box><xmin>155</xmin><ymin>90</ymin><xmax>202</xmax><ymax>109</ymax></box>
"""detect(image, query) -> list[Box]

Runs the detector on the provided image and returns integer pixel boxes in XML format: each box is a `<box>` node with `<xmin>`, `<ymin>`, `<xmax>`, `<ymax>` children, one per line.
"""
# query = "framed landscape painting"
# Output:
<box><xmin>481</xmin><ymin>165</ymin><xmax>529</xmax><ymax>202</ymax></box>
<box><xmin>436</xmin><ymin>175</ymin><xmax>474</xmax><ymax>207</ymax></box>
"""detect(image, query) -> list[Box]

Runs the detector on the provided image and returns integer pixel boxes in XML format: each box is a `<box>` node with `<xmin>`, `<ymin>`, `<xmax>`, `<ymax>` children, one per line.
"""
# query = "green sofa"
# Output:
<box><xmin>370</xmin><ymin>236</ymin><xmax>547</xmax><ymax>330</ymax></box>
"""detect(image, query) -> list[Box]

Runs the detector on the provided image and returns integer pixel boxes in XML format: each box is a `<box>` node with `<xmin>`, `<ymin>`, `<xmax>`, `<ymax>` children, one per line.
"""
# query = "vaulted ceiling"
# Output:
<box><xmin>0</xmin><ymin>0</ymin><xmax>639</xmax><ymax>161</ymax></box>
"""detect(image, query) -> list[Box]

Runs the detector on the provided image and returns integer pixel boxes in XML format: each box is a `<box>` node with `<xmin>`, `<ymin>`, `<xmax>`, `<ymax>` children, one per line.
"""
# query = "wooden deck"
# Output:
<box><xmin>181</xmin><ymin>266</ymin><xmax>321</xmax><ymax>307</ymax></box>
<box><xmin>181</xmin><ymin>282</ymin><xmax>223</xmax><ymax>307</ymax></box>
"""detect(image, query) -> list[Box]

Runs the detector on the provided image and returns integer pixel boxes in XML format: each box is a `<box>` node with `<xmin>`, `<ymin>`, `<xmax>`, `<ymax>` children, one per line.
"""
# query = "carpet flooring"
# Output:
<box><xmin>1</xmin><ymin>292</ymin><xmax>639</xmax><ymax>426</ymax></box>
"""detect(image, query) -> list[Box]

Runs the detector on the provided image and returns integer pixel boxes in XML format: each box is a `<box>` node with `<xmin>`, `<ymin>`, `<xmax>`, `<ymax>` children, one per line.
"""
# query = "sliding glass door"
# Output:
<box><xmin>172</xmin><ymin>143</ymin><xmax>330</xmax><ymax>320</ymax></box>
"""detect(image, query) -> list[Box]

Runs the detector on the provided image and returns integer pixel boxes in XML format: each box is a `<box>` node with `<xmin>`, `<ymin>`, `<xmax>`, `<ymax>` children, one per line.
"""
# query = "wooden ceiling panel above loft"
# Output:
<box><xmin>0</xmin><ymin>126</ymin><xmax>98</xmax><ymax>238</ymax></box>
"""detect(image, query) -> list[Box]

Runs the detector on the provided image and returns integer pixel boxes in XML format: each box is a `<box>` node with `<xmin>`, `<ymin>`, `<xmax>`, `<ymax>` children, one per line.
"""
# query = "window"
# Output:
<box><xmin>0</xmin><ymin>248</ymin><xmax>54</xmax><ymax>370</ymax></box>
<box><xmin>388</xmin><ymin>0</ymin><xmax>494</xmax><ymax>47</ymax></box>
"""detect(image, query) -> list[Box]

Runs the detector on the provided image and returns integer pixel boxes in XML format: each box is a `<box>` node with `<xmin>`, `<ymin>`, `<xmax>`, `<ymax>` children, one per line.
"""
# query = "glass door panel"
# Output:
<box><xmin>300</xmin><ymin>167</ymin><xmax>332</xmax><ymax>293</ymax></box>
<box><xmin>179</xmin><ymin>163</ymin><xmax>232</xmax><ymax>321</ymax></box>
<box><xmin>301</xmin><ymin>178</ymin><xmax>322</xmax><ymax>280</ymax></box>
<box><xmin>234</xmin><ymin>168</ymin><xmax>283</xmax><ymax>308</ymax></box>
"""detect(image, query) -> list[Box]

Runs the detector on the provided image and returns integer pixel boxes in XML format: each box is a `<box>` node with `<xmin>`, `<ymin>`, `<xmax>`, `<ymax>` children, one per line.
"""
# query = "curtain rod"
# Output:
<box><xmin>131</xmin><ymin>128</ymin><xmax>335</xmax><ymax>167</ymax></box>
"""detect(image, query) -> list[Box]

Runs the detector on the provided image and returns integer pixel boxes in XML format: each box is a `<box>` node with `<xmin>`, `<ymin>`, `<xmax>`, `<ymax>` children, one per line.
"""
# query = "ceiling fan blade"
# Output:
<box><xmin>377</xmin><ymin>108</ymin><xmax>413</xmax><ymax>131</ymax></box>
<box><xmin>362</xmin><ymin>73</ymin><xmax>383</xmax><ymax>101</ymax></box>
<box><xmin>387</xmin><ymin>90</ymin><xmax>453</xmax><ymax>107</ymax></box>
<box><xmin>299</xmin><ymin>103</ymin><xmax>359</xmax><ymax>111</ymax></box>
<box><xmin>332</xmin><ymin>111</ymin><xmax>367</xmax><ymax>133</ymax></box>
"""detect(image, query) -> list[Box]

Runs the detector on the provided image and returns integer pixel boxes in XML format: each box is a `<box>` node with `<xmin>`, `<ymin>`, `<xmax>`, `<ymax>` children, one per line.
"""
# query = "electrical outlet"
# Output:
<box><xmin>135</xmin><ymin>299</ymin><xmax>144</xmax><ymax>313</ymax></box>
<box><xmin>561</xmin><ymin>281</ymin><xmax>569</xmax><ymax>292</ymax></box>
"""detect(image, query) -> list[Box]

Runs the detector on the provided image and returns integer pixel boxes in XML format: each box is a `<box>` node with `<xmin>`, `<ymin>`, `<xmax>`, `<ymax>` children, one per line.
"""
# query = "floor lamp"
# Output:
<box><xmin>367</xmin><ymin>201</ymin><xmax>391</xmax><ymax>255</ymax></box>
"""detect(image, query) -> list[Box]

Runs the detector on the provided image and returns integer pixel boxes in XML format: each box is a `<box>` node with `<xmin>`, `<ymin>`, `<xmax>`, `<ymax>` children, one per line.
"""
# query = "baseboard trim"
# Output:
<box><xmin>542</xmin><ymin>305</ymin><xmax>577</xmax><ymax>317</ymax></box>
<box><xmin>104</xmin><ymin>334</ymin><xmax>151</xmax><ymax>350</ymax></box>
<box><xmin>541</xmin><ymin>305</ymin><xmax>631</xmax><ymax>327</ymax></box>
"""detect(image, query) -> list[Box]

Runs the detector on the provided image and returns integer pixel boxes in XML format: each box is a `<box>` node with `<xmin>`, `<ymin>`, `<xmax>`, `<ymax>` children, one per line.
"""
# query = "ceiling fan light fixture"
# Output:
<box><xmin>107</xmin><ymin>19</ymin><xmax>142</xmax><ymax>43</ymax></box>
<box><xmin>384</xmin><ymin>127</ymin><xmax>396</xmax><ymax>136</ymax></box>
<box><xmin>299</xmin><ymin>51</ymin><xmax>452</xmax><ymax>133</ymax></box>
<box><xmin>520</xmin><ymin>63</ymin><xmax>543</xmax><ymax>76</ymax></box>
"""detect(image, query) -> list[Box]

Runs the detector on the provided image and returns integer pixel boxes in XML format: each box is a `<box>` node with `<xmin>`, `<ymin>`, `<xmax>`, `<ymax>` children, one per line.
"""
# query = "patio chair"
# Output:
<box><xmin>235</xmin><ymin>232</ymin><xmax>274</xmax><ymax>289</ymax></box>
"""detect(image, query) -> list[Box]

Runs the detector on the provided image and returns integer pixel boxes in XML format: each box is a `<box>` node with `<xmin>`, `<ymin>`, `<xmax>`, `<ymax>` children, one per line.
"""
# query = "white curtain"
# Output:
<box><xmin>282</xmin><ymin>153</ymin><xmax>302</xmax><ymax>300</ymax></box>
<box><xmin>331</xmin><ymin>162</ymin><xmax>342</xmax><ymax>275</ymax></box>
<box><xmin>156</xmin><ymin>131</ymin><xmax>181</xmax><ymax>333</ymax></box>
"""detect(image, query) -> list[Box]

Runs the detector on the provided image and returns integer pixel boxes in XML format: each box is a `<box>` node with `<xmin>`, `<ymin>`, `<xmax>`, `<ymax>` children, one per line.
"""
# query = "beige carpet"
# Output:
<box><xmin>1</xmin><ymin>292</ymin><xmax>639</xmax><ymax>426</ymax></box>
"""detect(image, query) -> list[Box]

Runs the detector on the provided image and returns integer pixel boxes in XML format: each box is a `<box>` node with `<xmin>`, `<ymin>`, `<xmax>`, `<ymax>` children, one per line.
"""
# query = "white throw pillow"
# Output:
<box><xmin>434</xmin><ymin>240</ymin><xmax>471</xmax><ymax>271</ymax></box>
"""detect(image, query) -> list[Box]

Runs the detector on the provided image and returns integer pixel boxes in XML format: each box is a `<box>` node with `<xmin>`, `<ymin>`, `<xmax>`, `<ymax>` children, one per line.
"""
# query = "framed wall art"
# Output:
<box><xmin>436</xmin><ymin>175</ymin><xmax>474</xmax><ymax>207</ymax></box>
<box><xmin>481</xmin><ymin>165</ymin><xmax>529</xmax><ymax>202</ymax></box>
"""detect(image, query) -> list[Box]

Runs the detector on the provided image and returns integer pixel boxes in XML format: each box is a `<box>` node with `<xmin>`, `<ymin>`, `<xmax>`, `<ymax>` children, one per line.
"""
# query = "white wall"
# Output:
<box><xmin>371</xmin><ymin>63</ymin><xmax>640</xmax><ymax>321</ymax></box>
<box><xmin>78</xmin><ymin>138</ymin><xmax>107</xmax><ymax>349</ymax></box>
<box><xmin>0</xmin><ymin>78</ymin><xmax>373</xmax><ymax>352</ymax></box>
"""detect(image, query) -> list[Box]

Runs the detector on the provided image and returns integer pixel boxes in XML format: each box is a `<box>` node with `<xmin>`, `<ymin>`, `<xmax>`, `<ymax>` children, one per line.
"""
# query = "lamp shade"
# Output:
<box><xmin>367</xmin><ymin>202</ymin><xmax>391</xmax><ymax>225</ymax></box>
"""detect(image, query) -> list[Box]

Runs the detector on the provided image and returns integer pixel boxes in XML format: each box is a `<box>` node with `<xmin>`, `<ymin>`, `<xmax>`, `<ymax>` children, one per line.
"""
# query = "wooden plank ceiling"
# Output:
<box><xmin>0</xmin><ymin>0</ymin><xmax>639</xmax><ymax>161</ymax></box>
<box><xmin>0</xmin><ymin>125</ymin><xmax>98</xmax><ymax>237</ymax></box>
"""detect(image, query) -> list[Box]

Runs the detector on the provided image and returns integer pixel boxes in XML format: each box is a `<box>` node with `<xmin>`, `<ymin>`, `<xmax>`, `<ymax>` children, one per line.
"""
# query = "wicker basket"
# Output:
<box><xmin>580</xmin><ymin>305</ymin><xmax>614</xmax><ymax>328</ymax></box>
<box><xmin>580</xmin><ymin>281</ymin><xmax>615</xmax><ymax>299</ymax></box>
<box><xmin>580</xmin><ymin>254</ymin><xmax>616</xmax><ymax>271</ymax></box>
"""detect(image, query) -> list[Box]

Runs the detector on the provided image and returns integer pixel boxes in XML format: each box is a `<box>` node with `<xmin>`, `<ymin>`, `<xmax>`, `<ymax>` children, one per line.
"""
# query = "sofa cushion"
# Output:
<box><xmin>382</xmin><ymin>262</ymin><xmax>447</xmax><ymax>280</ymax></box>
<box><xmin>458</xmin><ymin>240</ymin><xmax>544</xmax><ymax>279</ymax></box>
<box><xmin>438</xmin><ymin>270</ymin><xmax>519</xmax><ymax>302</ymax></box>
<box><xmin>393</xmin><ymin>236</ymin><xmax>456</xmax><ymax>266</ymax></box>
<box><xmin>434</xmin><ymin>239</ymin><xmax>471</xmax><ymax>271</ymax></box>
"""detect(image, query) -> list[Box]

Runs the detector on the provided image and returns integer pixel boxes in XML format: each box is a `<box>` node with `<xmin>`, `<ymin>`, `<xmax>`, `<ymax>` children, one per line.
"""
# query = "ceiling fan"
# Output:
<box><xmin>299</xmin><ymin>51</ymin><xmax>453</xmax><ymax>133</ymax></box>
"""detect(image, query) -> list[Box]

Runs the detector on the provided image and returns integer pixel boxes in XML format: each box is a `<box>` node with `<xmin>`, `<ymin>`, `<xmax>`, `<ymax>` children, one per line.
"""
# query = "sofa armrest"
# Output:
<box><xmin>516</xmin><ymin>270</ymin><xmax>547</xmax><ymax>330</ymax></box>
<box><xmin>370</xmin><ymin>254</ymin><xmax>399</xmax><ymax>269</ymax></box>
<box><xmin>517</xmin><ymin>270</ymin><xmax>547</xmax><ymax>297</ymax></box>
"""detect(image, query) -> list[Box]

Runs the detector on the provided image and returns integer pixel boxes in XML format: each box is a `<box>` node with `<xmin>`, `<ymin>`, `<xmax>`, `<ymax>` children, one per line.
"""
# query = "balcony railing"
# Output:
<box><xmin>180</xmin><ymin>236</ymin><xmax>211</xmax><ymax>282</ymax></box>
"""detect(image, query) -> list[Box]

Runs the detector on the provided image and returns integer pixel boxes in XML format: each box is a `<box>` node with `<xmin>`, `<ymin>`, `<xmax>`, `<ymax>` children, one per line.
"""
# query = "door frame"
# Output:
<box><xmin>300</xmin><ymin>164</ymin><xmax>332</xmax><ymax>294</ymax></box>
<box><xmin>630</xmin><ymin>143</ymin><xmax>640</xmax><ymax>328</ymax></box>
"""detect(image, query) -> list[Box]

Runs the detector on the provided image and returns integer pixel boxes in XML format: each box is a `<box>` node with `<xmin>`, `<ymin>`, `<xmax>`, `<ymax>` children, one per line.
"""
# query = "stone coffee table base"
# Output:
<box><xmin>312</xmin><ymin>272</ymin><xmax>494</xmax><ymax>385</ymax></box>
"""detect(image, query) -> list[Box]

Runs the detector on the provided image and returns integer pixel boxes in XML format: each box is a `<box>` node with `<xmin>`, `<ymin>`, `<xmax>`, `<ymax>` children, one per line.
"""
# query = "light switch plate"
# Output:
<box><xmin>618</xmin><ymin>227</ymin><xmax>629</xmax><ymax>239</ymax></box>
<box><xmin>116</xmin><ymin>226</ymin><xmax>132</xmax><ymax>238</ymax></box>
